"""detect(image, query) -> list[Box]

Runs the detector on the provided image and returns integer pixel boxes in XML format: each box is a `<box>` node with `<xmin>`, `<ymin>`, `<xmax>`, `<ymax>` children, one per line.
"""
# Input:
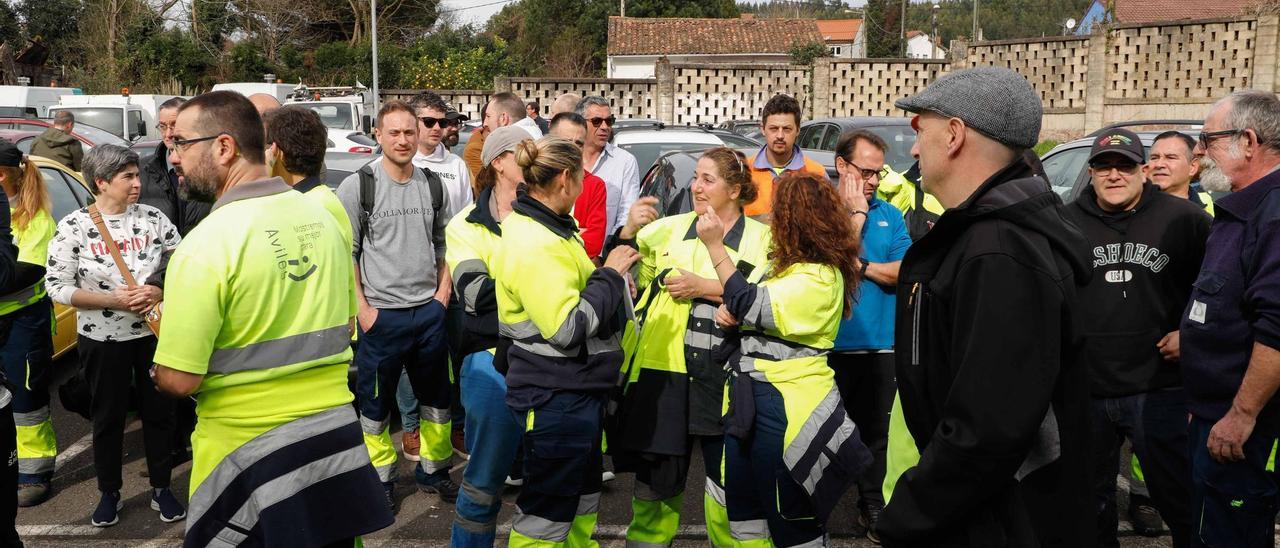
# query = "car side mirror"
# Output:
<box><xmin>133</xmin><ymin>119</ymin><xmax>146</xmax><ymax>142</ymax></box>
<box><xmin>361</xmin><ymin>115</ymin><xmax>371</xmax><ymax>134</ymax></box>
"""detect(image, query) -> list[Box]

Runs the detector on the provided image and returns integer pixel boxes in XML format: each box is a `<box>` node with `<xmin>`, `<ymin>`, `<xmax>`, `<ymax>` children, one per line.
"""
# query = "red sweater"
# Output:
<box><xmin>574</xmin><ymin>172</ymin><xmax>608</xmax><ymax>258</ymax></box>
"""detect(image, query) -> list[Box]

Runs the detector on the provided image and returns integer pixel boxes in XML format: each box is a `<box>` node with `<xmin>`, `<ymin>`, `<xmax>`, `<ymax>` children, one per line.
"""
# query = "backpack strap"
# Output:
<box><xmin>357</xmin><ymin>164</ymin><xmax>376</xmax><ymax>261</ymax></box>
<box><xmin>419</xmin><ymin>166</ymin><xmax>444</xmax><ymax>217</ymax></box>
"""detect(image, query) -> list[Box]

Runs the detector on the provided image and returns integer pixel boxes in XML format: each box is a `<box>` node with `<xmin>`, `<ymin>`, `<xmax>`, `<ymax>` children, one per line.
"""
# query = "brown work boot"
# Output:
<box><xmin>402</xmin><ymin>430</ymin><xmax>421</xmax><ymax>462</ymax></box>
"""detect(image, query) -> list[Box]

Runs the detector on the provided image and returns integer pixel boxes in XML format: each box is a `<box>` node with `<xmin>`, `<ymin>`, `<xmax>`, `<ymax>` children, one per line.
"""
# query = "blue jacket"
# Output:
<box><xmin>1181</xmin><ymin>167</ymin><xmax>1280</xmax><ymax>434</ymax></box>
<box><xmin>834</xmin><ymin>198</ymin><xmax>911</xmax><ymax>351</ymax></box>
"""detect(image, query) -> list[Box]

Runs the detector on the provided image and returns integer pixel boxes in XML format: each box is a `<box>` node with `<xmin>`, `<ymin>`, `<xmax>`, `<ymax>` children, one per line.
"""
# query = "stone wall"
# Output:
<box><xmin>668</xmin><ymin>63</ymin><xmax>811</xmax><ymax>125</ymax></box>
<box><xmin>382</xmin><ymin>15</ymin><xmax>1280</xmax><ymax>140</ymax></box>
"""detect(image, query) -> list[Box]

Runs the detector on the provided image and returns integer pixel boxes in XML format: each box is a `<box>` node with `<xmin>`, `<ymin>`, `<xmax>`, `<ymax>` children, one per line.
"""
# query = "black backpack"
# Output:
<box><xmin>355</xmin><ymin>164</ymin><xmax>445</xmax><ymax>259</ymax></box>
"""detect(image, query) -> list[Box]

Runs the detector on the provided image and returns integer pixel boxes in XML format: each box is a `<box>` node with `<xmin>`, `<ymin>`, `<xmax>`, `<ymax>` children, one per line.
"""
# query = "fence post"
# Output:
<box><xmin>655</xmin><ymin>56</ymin><xmax>675</xmax><ymax>124</ymax></box>
<box><xmin>1085</xmin><ymin>28</ymin><xmax>1108</xmax><ymax>132</ymax></box>
<box><xmin>811</xmin><ymin>58</ymin><xmax>831</xmax><ymax>119</ymax></box>
<box><xmin>493</xmin><ymin>76</ymin><xmax>511</xmax><ymax>94</ymax></box>
<box><xmin>1255</xmin><ymin>16</ymin><xmax>1279</xmax><ymax>94</ymax></box>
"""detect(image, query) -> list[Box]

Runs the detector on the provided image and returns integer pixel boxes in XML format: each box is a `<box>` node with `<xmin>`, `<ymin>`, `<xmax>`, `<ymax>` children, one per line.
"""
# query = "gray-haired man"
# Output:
<box><xmin>576</xmin><ymin>95</ymin><xmax>638</xmax><ymax>237</ymax></box>
<box><xmin>879</xmin><ymin>67</ymin><xmax>1094</xmax><ymax>547</ymax></box>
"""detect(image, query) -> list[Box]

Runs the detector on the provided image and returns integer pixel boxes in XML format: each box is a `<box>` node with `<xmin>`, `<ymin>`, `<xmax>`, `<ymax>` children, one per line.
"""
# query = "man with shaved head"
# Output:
<box><xmin>550</xmin><ymin>93</ymin><xmax>581</xmax><ymax>117</ymax></box>
<box><xmin>247</xmin><ymin>93</ymin><xmax>281</xmax><ymax>117</ymax></box>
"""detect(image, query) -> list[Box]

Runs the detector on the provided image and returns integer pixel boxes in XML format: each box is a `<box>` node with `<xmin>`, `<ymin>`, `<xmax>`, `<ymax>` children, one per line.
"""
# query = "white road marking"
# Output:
<box><xmin>16</xmin><ymin>524</ymin><xmax>103</xmax><ymax>536</ymax></box>
<box><xmin>53</xmin><ymin>431</ymin><xmax>93</xmax><ymax>472</ymax></box>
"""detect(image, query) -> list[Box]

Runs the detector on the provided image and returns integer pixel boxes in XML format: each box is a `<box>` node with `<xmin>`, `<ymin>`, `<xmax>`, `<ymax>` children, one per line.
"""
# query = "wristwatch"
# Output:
<box><xmin>859</xmin><ymin>257</ymin><xmax>870</xmax><ymax>278</ymax></box>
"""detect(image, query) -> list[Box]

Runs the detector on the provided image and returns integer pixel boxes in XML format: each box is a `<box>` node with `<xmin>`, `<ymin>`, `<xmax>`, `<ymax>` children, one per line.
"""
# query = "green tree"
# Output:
<box><xmin>789</xmin><ymin>40</ymin><xmax>827</xmax><ymax>65</ymax></box>
<box><xmin>863</xmin><ymin>0</ymin><xmax>900</xmax><ymax>57</ymax></box>
<box><xmin>17</xmin><ymin>0</ymin><xmax>85</xmax><ymax>64</ymax></box>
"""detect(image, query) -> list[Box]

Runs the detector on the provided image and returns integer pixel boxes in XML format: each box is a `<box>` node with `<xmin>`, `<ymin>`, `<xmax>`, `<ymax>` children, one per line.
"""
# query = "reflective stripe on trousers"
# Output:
<box><xmin>185</xmin><ymin>405</ymin><xmax>390</xmax><ymax>547</ymax></box>
<box><xmin>452</xmin><ymin>351</ymin><xmax>522</xmax><ymax>548</ymax></box>
<box><xmin>14</xmin><ymin>406</ymin><xmax>55</xmax><ymax>475</ymax></box>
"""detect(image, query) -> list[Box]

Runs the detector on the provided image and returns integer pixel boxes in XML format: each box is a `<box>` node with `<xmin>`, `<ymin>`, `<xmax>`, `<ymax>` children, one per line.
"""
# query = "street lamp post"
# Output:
<box><xmin>371</xmin><ymin>0</ymin><xmax>380</xmax><ymax>118</ymax></box>
<box><xmin>900</xmin><ymin>0</ymin><xmax>907</xmax><ymax>57</ymax></box>
<box><xmin>932</xmin><ymin>4</ymin><xmax>941</xmax><ymax>59</ymax></box>
<box><xmin>972</xmin><ymin>0</ymin><xmax>979</xmax><ymax>42</ymax></box>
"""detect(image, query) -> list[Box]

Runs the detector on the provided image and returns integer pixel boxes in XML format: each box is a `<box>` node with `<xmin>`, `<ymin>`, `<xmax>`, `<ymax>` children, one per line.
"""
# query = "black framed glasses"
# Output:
<box><xmin>839</xmin><ymin>157</ymin><xmax>885</xmax><ymax>180</ymax></box>
<box><xmin>170</xmin><ymin>133</ymin><xmax>224</xmax><ymax>153</ymax></box>
<box><xmin>1198</xmin><ymin>129</ymin><xmax>1245</xmax><ymax>149</ymax></box>
<box><xmin>588</xmin><ymin>116</ymin><xmax>616</xmax><ymax>128</ymax></box>
<box><xmin>419</xmin><ymin>116</ymin><xmax>456</xmax><ymax>129</ymax></box>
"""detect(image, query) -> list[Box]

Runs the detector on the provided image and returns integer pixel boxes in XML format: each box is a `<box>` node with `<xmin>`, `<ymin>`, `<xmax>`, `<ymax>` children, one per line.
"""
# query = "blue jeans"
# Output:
<box><xmin>1189</xmin><ymin>416</ymin><xmax>1280</xmax><ymax>548</ymax></box>
<box><xmin>1091</xmin><ymin>388</ymin><xmax>1192</xmax><ymax>548</ymax></box>
<box><xmin>449</xmin><ymin>351</ymin><xmax>522</xmax><ymax>548</ymax></box>
<box><xmin>397</xmin><ymin>368</ymin><xmax>418</xmax><ymax>433</ymax></box>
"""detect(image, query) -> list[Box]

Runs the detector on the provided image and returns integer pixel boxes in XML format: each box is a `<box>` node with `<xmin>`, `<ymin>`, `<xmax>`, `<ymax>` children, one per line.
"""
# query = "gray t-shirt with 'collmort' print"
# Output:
<box><xmin>337</xmin><ymin>159</ymin><xmax>449</xmax><ymax>309</ymax></box>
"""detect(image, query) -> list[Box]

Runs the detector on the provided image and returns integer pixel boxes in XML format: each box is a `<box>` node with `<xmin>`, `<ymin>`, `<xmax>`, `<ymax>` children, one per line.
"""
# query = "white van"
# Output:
<box><xmin>211</xmin><ymin>82</ymin><xmax>297</xmax><ymax>103</ymax></box>
<box><xmin>287</xmin><ymin>85</ymin><xmax>377</xmax><ymax>153</ymax></box>
<box><xmin>50</xmin><ymin>94</ymin><xmax>177</xmax><ymax>141</ymax></box>
<box><xmin>0</xmin><ymin>86</ymin><xmax>83</xmax><ymax>118</ymax></box>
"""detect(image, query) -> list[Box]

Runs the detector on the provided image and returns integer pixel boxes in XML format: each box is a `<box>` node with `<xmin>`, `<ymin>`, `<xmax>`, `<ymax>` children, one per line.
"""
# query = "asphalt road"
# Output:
<box><xmin>15</xmin><ymin>351</ymin><xmax>1178</xmax><ymax>547</ymax></box>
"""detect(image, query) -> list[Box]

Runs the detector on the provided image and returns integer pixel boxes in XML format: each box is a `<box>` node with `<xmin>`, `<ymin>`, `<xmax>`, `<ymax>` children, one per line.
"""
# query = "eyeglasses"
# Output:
<box><xmin>1088</xmin><ymin>162</ymin><xmax>1140</xmax><ymax>175</ymax></box>
<box><xmin>155</xmin><ymin>122</ymin><xmax>175</xmax><ymax>133</ymax></box>
<box><xmin>588</xmin><ymin>116</ymin><xmax>616</xmax><ymax>128</ymax></box>
<box><xmin>419</xmin><ymin>116</ymin><xmax>456</xmax><ymax>129</ymax></box>
<box><xmin>170</xmin><ymin>134</ymin><xmax>224</xmax><ymax>154</ymax></box>
<box><xmin>1198</xmin><ymin>129</ymin><xmax>1245</xmax><ymax>149</ymax></box>
<box><xmin>839</xmin><ymin>157</ymin><xmax>885</xmax><ymax>180</ymax></box>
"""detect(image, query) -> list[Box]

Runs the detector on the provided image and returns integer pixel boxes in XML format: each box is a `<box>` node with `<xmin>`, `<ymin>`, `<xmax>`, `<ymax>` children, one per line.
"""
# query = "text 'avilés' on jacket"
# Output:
<box><xmin>609</xmin><ymin>212</ymin><xmax>770</xmax><ymax>455</ymax></box>
<box><xmin>881</xmin><ymin>160</ymin><xmax>1095</xmax><ymax>547</ymax></box>
<box><xmin>493</xmin><ymin>193</ymin><xmax>630</xmax><ymax>411</ymax></box>
<box><xmin>1067</xmin><ymin>182</ymin><xmax>1210</xmax><ymax>397</ymax></box>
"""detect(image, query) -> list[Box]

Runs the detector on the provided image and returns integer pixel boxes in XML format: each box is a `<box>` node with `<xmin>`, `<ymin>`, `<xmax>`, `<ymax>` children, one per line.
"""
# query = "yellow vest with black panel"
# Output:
<box><xmin>612</xmin><ymin>212</ymin><xmax>770</xmax><ymax>455</ymax></box>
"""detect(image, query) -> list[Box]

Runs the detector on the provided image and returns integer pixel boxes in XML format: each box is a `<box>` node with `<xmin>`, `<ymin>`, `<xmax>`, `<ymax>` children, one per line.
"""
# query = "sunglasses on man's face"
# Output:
<box><xmin>589</xmin><ymin>116</ymin><xmax>616</xmax><ymax>128</ymax></box>
<box><xmin>419</xmin><ymin>117</ymin><xmax>456</xmax><ymax>129</ymax></box>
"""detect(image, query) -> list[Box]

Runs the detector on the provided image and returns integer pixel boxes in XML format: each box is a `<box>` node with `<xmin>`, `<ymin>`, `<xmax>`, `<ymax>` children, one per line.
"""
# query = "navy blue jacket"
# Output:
<box><xmin>1181</xmin><ymin>167</ymin><xmax>1280</xmax><ymax>434</ymax></box>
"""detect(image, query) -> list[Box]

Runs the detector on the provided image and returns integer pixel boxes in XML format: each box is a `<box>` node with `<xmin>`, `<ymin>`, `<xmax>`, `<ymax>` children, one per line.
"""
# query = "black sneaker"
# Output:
<box><xmin>1128</xmin><ymin>495</ymin><xmax>1164</xmax><ymax>537</ymax></box>
<box><xmin>859</xmin><ymin>500</ymin><xmax>884</xmax><ymax>545</ymax></box>
<box><xmin>383</xmin><ymin>482</ymin><xmax>397</xmax><ymax>514</ymax></box>
<box><xmin>91</xmin><ymin>491</ymin><xmax>122</xmax><ymax>527</ymax></box>
<box><xmin>151</xmin><ymin>488</ymin><xmax>186</xmax><ymax>523</ymax></box>
<box><xmin>418</xmin><ymin>475</ymin><xmax>460</xmax><ymax>503</ymax></box>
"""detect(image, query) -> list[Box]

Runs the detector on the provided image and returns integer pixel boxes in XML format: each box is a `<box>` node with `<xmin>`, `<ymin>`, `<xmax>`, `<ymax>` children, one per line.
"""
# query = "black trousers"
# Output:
<box><xmin>79</xmin><ymin>335</ymin><xmax>175</xmax><ymax>492</ymax></box>
<box><xmin>0</xmin><ymin>401</ymin><xmax>23</xmax><ymax>547</ymax></box>
<box><xmin>829</xmin><ymin>352</ymin><xmax>896</xmax><ymax>507</ymax></box>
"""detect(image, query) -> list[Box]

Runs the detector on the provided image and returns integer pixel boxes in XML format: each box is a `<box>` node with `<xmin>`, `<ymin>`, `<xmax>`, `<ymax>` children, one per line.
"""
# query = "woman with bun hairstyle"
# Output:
<box><xmin>609</xmin><ymin>147</ymin><xmax>770</xmax><ymax>547</ymax></box>
<box><xmin>698</xmin><ymin>171</ymin><xmax>872</xmax><ymax>547</ymax></box>
<box><xmin>491</xmin><ymin>136</ymin><xmax>640</xmax><ymax>548</ymax></box>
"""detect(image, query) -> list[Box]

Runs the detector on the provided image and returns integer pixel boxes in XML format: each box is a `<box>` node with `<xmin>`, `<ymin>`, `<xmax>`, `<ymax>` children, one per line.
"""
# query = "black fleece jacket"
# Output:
<box><xmin>879</xmin><ymin>161</ymin><xmax>1094</xmax><ymax>548</ymax></box>
<box><xmin>1067</xmin><ymin>183</ymin><xmax>1210</xmax><ymax>397</ymax></box>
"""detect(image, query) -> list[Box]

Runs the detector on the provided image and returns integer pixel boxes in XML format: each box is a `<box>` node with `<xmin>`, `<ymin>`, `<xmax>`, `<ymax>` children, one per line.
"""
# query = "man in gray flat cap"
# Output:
<box><xmin>877</xmin><ymin>67</ymin><xmax>1094</xmax><ymax>547</ymax></box>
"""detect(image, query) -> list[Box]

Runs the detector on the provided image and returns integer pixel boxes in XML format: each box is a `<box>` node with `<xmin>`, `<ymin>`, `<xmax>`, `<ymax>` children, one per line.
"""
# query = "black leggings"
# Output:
<box><xmin>79</xmin><ymin>335</ymin><xmax>175</xmax><ymax>492</ymax></box>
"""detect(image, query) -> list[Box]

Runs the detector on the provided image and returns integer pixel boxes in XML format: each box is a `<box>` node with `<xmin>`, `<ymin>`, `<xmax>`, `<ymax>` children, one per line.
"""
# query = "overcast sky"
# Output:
<box><xmin>441</xmin><ymin>0</ymin><xmax>869</xmax><ymax>28</ymax></box>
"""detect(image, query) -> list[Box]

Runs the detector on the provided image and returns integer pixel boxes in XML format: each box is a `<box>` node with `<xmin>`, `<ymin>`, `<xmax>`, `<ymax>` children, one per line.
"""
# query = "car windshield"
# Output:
<box><xmin>1041</xmin><ymin>146</ymin><xmax>1091</xmax><ymax>201</ymax></box>
<box><xmin>53</xmin><ymin>107</ymin><xmax>124</xmax><ymax>138</ymax></box>
<box><xmin>863</xmin><ymin>125</ymin><xmax>918</xmax><ymax>173</ymax></box>
<box><xmin>297</xmin><ymin>102</ymin><xmax>354</xmax><ymax>130</ymax></box>
<box><xmin>619</xmin><ymin>142</ymin><xmax>721</xmax><ymax>175</ymax></box>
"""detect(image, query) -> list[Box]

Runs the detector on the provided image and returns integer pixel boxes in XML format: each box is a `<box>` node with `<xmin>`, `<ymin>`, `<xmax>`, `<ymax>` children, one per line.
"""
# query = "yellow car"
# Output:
<box><xmin>30</xmin><ymin>155</ymin><xmax>95</xmax><ymax>358</ymax></box>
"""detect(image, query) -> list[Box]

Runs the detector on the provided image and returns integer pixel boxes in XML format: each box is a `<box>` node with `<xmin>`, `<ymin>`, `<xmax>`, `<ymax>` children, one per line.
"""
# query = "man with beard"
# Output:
<box><xmin>152</xmin><ymin>90</ymin><xmax>393</xmax><ymax>546</ymax></box>
<box><xmin>1181</xmin><ymin>90</ymin><xmax>1280</xmax><ymax>547</ymax></box>
<box><xmin>743</xmin><ymin>94</ymin><xmax>826</xmax><ymax>218</ymax></box>
<box><xmin>139</xmin><ymin>97</ymin><xmax>211</xmax><ymax>236</ymax></box>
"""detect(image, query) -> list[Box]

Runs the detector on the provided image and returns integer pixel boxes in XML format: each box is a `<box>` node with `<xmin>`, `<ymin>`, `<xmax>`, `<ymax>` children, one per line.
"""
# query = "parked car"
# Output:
<box><xmin>26</xmin><ymin>155</ymin><xmax>95</xmax><ymax>357</ymax></box>
<box><xmin>718</xmin><ymin>119</ymin><xmax>762</xmax><ymax>140</ymax></box>
<box><xmin>323</xmin><ymin>151</ymin><xmax>379</xmax><ymax>189</ymax></box>
<box><xmin>640</xmin><ymin>147</ymin><xmax>839</xmax><ymax>217</ymax></box>
<box><xmin>798</xmin><ymin>117</ymin><xmax>918</xmax><ymax>173</ymax></box>
<box><xmin>0</xmin><ymin>117</ymin><xmax>129</xmax><ymax>148</ymax></box>
<box><xmin>612</xmin><ymin>125</ymin><xmax>761</xmax><ymax>175</ymax></box>
<box><xmin>1040</xmin><ymin>120</ymin><xmax>1202</xmax><ymax>202</ymax></box>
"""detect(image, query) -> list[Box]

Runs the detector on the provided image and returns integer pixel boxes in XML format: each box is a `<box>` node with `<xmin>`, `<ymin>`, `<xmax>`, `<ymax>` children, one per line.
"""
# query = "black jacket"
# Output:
<box><xmin>138</xmin><ymin>143</ymin><xmax>211</xmax><ymax>237</ymax></box>
<box><xmin>879</xmin><ymin>161</ymin><xmax>1094</xmax><ymax>548</ymax></box>
<box><xmin>1067</xmin><ymin>183</ymin><xmax>1210</xmax><ymax>397</ymax></box>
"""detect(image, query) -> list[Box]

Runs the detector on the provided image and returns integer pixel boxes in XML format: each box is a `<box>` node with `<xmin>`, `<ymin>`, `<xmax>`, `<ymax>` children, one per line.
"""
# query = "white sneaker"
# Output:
<box><xmin>505</xmin><ymin>475</ymin><xmax>524</xmax><ymax>487</ymax></box>
<box><xmin>601</xmin><ymin>470</ymin><xmax>616</xmax><ymax>483</ymax></box>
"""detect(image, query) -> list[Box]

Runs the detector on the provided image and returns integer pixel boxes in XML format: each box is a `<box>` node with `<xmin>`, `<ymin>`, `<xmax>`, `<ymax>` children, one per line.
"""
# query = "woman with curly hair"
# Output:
<box><xmin>696</xmin><ymin>171</ymin><xmax>873</xmax><ymax>547</ymax></box>
<box><xmin>610</xmin><ymin>147</ymin><xmax>772</xmax><ymax>547</ymax></box>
